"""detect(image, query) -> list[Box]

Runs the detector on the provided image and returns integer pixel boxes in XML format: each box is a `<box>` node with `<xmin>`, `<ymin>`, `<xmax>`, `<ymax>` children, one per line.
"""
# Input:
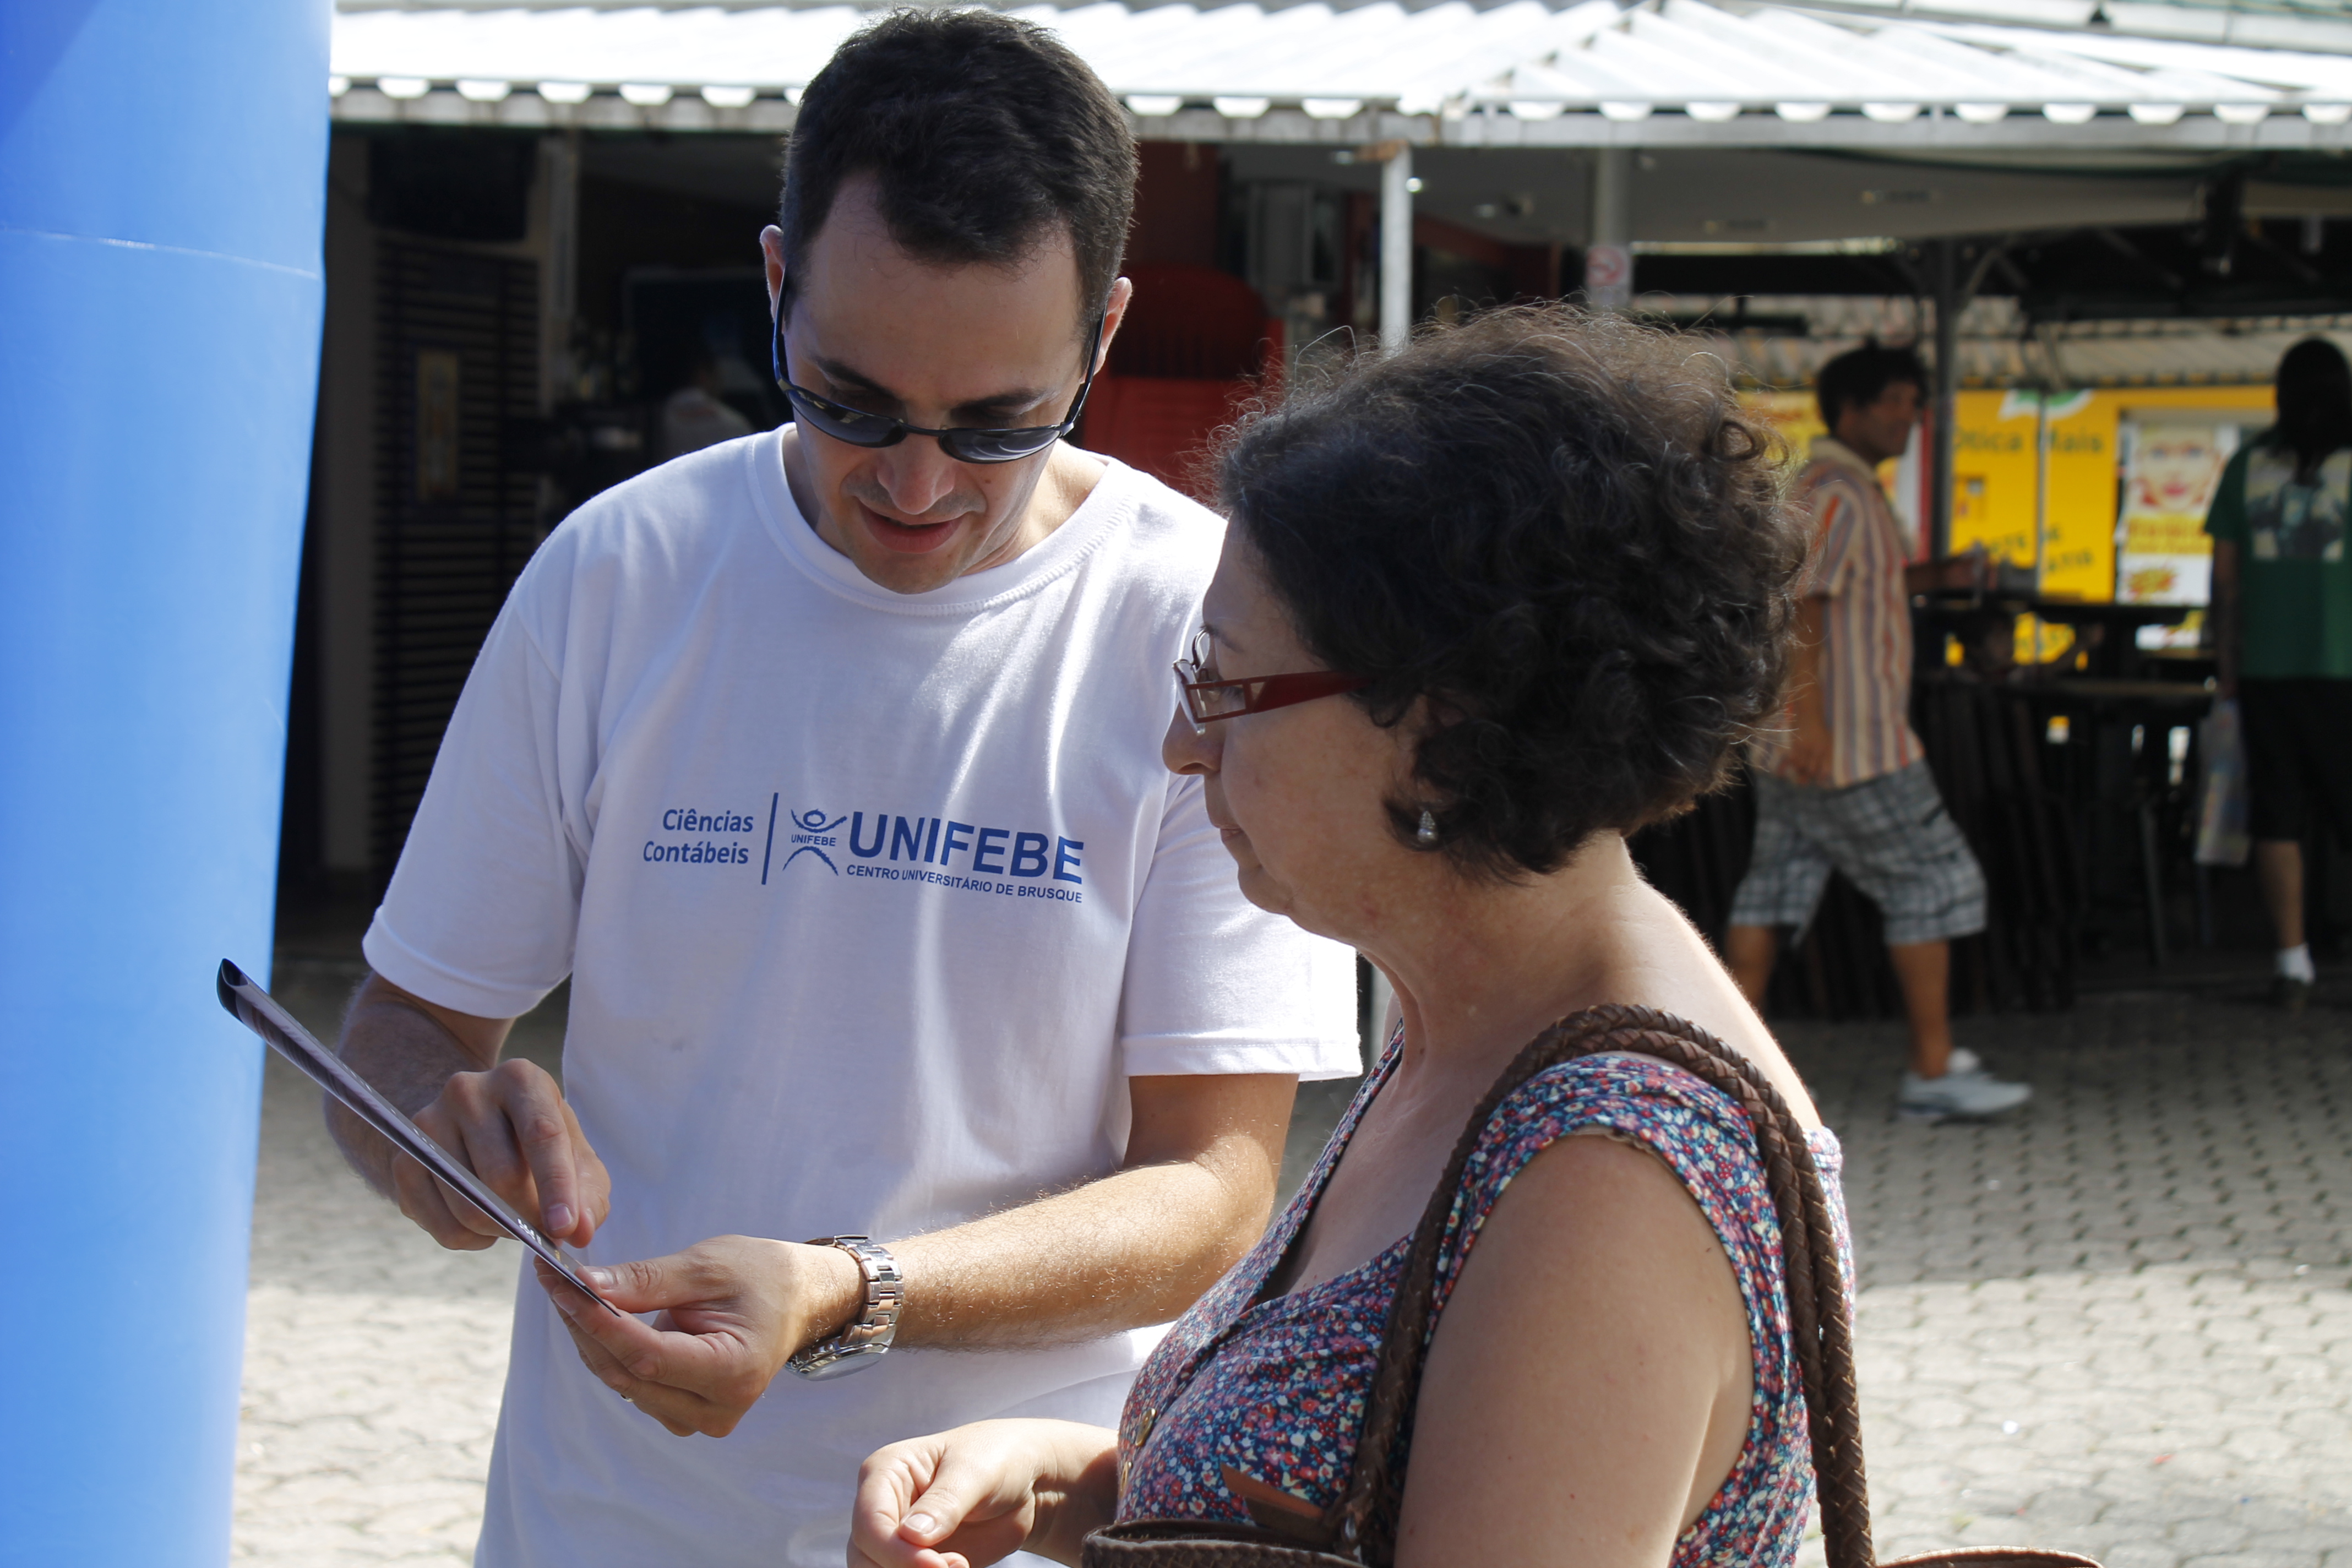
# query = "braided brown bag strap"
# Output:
<box><xmin>1323</xmin><ymin>1004</ymin><xmax>1872</xmax><ymax>1568</ymax></box>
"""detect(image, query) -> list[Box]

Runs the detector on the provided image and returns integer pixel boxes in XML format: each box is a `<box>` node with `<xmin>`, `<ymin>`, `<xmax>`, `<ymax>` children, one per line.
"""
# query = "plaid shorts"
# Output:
<box><xmin>1729</xmin><ymin>760</ymin><xmax>1988</xmax><ymax>946</ymax></box>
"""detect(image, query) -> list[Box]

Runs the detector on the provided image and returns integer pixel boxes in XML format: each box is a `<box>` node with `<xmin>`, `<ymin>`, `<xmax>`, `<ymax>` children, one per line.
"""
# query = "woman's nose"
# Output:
<box><xmin>1162</xmin><ymin>705</ymin><xmax>1219</xmax><ymax>776</ymax></box>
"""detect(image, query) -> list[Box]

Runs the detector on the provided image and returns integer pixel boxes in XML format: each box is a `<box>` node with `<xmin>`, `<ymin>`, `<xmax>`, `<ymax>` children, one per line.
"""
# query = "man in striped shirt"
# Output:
<box><xmin>1727</xmin><ymin>344</ymin><xmax>2031</xmax><ymax>1122</ymax></box>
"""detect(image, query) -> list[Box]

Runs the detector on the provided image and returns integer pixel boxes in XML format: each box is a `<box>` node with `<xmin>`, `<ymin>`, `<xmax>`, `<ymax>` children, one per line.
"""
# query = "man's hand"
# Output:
<box><xmin>848</xmin><ymin>1420</ymin><xmax>1119</xmax><ymax>1568</ymax></box>
<box><xmin>1904</xmin><ymin>549</ymin><xmax>1989</xmax><ymax>596</ymax></box>
<box><xmin>402</xmin><ymin>1059</ymin><xmax>609</xmax><ymax>1250</ymax></box>
<box><xmin>1782</xmin><ymin>700</ymin><xmax>1833</xmax><ymax>785</ymax></box>
<box><xmin>535</xmin><ymin>1237</ymin><xmax>864</xmax><ymax>1437</ymax></box>
<box><xmin>532</xmin><ymin>1072</ymin><xmax>1293</xmax><ymax>1439</ymax></box>
<box><xmin>329</xmin><ymin>971</ymin><xmax>607</xmax><ymax>1251</ymax></box>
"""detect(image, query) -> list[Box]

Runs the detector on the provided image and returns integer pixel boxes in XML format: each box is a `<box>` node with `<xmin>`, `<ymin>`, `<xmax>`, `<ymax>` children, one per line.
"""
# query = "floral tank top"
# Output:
<box><xmin>1114</xmin><ymin>1037</ymin><xmax>1854</xmax><ymax>1568</ymax></box>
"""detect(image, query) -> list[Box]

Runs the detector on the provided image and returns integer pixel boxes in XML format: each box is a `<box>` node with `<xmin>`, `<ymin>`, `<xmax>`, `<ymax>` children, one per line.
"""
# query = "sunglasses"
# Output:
<box><xmin>770</xmin><ymin>292</ymin><xmax>1106</xmax><ymax>465</ymax></box>
<box><xmin>1174</xmin><ymin>628</ymin><xmax>1370</xmax><ymax>734</ymax></box>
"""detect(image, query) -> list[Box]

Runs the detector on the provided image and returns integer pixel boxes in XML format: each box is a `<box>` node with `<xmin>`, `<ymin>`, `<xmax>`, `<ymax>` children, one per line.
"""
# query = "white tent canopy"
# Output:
<box><xmin>331</xmin><ymin>0</ymin><xmax>2352</xmax><ymax>148</ymax></box>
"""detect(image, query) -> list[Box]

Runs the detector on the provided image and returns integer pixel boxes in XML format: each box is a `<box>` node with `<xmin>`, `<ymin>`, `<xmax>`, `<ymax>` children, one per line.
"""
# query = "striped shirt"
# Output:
<box><xmin>1752</xmin><ymin>437</ymin><xmax>1923</xmax><ymax>788</ymax></box>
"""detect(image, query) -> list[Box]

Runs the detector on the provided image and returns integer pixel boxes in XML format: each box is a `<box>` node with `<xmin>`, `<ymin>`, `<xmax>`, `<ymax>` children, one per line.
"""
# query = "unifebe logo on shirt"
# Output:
<box><xmin>778</xmin><ymin>807</ymin><xmax>848</xmax><ymax>873</ymax></box>
<box><xmin>640</xmin><ymin>794</ymin><xmax>1084</xmax><ymax>904</ymax></box>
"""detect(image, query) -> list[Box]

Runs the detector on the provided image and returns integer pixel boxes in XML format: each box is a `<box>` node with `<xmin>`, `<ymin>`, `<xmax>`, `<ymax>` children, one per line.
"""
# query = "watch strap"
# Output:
<box><xmin>786</xmin><ymin>1236</ymin><xmax>902</xmax><ymax>1381</ymax></box>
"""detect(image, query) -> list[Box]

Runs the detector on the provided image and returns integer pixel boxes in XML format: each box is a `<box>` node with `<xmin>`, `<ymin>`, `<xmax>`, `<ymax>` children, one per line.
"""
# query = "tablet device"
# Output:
<box><xmin>217</xmin><ymin>959</ymin><xmax>619</xmax><ymax>1314</ymax></box>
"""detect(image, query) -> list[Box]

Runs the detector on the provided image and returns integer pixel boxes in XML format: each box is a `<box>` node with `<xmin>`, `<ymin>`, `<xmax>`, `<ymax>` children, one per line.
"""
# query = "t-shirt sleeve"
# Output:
<box><xmin>1115</xmin><ymin>772</ymin><xmax>1362</xmax><ymax>1080</ymax></box>
<box><xmin>361</xmin><ymin>589</ymin><xmax>584</xmax><ymax>1020</ymax></box>
<box><xmin>2204</xmin><ymin>446</ymin><xmax>2251</xmax><ymax>545</ymax></box>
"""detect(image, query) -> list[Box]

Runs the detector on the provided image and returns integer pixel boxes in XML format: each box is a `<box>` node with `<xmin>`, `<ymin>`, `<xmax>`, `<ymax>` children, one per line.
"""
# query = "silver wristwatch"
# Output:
<box><xmin>786</xmin><ymin>1236</ymin><xmax>903</xmax><ymax>1381</ymax></box>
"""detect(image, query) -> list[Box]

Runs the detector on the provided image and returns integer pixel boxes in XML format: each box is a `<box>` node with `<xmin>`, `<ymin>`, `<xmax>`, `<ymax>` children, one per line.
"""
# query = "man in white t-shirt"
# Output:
<box><xmin>325</xmin><ymin>15</ymin><xmax>1357</xmax><ymax>1566</ymax></box>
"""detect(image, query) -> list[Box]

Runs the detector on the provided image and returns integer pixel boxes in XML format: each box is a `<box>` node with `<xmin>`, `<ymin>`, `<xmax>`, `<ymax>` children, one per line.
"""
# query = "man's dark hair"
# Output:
<box><xmin>1218</xmin><ymin>308</ymin><xmax>1805</xmax><ymax>881</ymax></box>
<box><xmin>2274</xmin><ymin>336</ymin><xmax>2352</xmax><ymax>473</ymax></box>
<box><xmin>1816</xmin><ymin>341</ymin><xmax>1929</xmax><ymax>431</ymax></box>
<box><xmin>778</xmin><ymin>9</ymin><xmax>1136</xmax><ymax>328</ymax></box>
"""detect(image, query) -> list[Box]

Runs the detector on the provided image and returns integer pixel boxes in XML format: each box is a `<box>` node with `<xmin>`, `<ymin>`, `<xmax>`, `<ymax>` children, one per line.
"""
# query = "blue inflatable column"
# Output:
<box><xmin>0</xmin><ymin>3</ymin><xmax>330</xmax><ymax>1562</ymax></box>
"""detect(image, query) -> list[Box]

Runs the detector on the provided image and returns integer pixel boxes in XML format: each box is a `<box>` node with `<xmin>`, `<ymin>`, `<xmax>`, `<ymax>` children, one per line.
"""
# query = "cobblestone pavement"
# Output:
<box><xmin>1785</xmin><ymin>987</ymin><xmax>2352</xmax><ymax>1568</ymax></box>
<box><xmin>237</xmin><ymin>965</ymin><xmax>2351</xmax><ymax>1566</ymax></box>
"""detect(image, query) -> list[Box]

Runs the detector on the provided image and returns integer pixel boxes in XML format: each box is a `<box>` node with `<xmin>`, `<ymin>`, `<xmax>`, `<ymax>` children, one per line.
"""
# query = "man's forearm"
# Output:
<box><xmin>537</xmin><ymin>1078</ymin><xmax>1287</xmax><ymax>1427</ymax></box>
<box><xmin>328</xmin><ymin>981</ymin><xmax>493</xmax><ymax>1199</ymax></box>
<box><xmin>1793</xmin><ymin>595</ymin><xmax>1827</xmax><ymax>692</ymax></box>
<box><xmin>889</xmin><ymin>1149</ymin><xmax>1276</xmax><ymax>1351</ymax></box>
<box><xmin>1792</xmin><ymin>686</ymin><xmax>1828</xmax><ymax>732</ymax></box>
<box><xmin>1789</xmin><ymin>596</ymin><xmax>1828</xmax><ymax>731</ymax></box>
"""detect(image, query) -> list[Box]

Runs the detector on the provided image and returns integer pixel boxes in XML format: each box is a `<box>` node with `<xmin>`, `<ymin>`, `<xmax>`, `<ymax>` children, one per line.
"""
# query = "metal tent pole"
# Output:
<box><xmin>1380</xmin><ymin>141</ymin><xmax>1414</xmax><ymax>352</ymax></box>
<box><xmin>1931</xmin><ymin>238</ymin><xmax>1960</xmax><ymax>561</ymax></box>
<box><xmin>1586</xmin><ymin>148</ymin><xmax>1633</xmax><ymax>312</ymax></box>
<box><xmin>540</xmin><ymin>129</ymin><xmax>581</xmax><ymax>413</ymax></box>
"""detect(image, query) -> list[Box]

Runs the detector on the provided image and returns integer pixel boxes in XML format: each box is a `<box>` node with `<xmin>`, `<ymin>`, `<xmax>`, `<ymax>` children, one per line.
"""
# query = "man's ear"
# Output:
<box><xmin>1093</xmin><ymin>275</ymin><xmax>1136</xmax><ymax>375</ymax></box>
<box><xmin>760</xmin><ymin>225</ymin><xmax>787</xmax><ymax>313</ymax></box>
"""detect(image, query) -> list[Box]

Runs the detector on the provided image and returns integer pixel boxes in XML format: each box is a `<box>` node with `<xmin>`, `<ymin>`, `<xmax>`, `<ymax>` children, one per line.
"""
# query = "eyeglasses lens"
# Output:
<box><xmin>785</xmin><ymin>388</ymin><xmax>896</xmax><ymax>448</ymax></box>
<box><xmin>1179</xmin><ymin>634</ymin><xmax>1252</xmax><ymax>724</ymax></box>
<box><xmin>941</xmin><ymin>428</ymin><xmax>1060</xmax><ymax>463</ymax></box>
<box><xmin>1204</xmin><ymin>684</ymin><xmax>1254</xmax><ymax>718</ymax></box>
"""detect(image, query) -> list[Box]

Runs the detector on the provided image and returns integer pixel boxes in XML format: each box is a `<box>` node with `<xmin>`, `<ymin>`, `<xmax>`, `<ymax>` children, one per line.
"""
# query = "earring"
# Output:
<box><xmin>1416</xmin><ymin>810</ymin><xmax>1438</xmax><ymax>845</ymax></box>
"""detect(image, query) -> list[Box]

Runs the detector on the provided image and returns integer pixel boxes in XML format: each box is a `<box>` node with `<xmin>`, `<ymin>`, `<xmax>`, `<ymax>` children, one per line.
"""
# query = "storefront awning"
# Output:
<box><xmin>329</xmin><ymin>0</ymin><xmax>2352</xmax><ymax>151</ymax></box>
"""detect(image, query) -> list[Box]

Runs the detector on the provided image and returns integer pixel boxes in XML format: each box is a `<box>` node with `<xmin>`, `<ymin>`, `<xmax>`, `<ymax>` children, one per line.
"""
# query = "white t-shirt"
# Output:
<box><xmin>361</xmin><ymin>428</ymin><xmax>1359</xmax><ymax>1568</ymax></box>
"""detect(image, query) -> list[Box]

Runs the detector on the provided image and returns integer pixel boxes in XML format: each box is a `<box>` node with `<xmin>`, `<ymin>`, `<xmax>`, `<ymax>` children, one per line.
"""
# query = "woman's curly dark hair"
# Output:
<box><xmin>1217</xmin><ymin>306</ymin><xmax>1806</xmax><ymax>881</ymax></box>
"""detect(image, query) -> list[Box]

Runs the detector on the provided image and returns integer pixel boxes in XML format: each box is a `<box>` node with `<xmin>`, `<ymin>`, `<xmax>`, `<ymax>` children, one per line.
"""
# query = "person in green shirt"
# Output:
<box><xmin>2206</xmin><ymin>336</ymin><xmax>2352</xmax><ymax>1010</ymax></box>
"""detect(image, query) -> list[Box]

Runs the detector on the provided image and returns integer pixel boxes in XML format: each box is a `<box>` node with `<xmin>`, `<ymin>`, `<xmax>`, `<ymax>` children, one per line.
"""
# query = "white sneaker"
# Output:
<box><xmin>1898</xmin><ymin>1062</ymin><xmax>2032</xmax><ymax>1123</ymax></box>
<box><xmin>1947</xmin><ymin>1047</ymin><xmax>1982</xmax><ymax>1076</ymax></box>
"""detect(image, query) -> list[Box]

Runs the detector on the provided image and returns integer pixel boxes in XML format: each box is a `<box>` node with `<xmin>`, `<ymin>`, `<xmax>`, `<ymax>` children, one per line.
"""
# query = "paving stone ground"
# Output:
<box><xmin>237</xmin><ymin>962</ymin><xmax>2352</xmax><ymax>1566</ymax></box>
<box><xmin>1784</xmin><ymin>986</ymin><xmax>2352</xmax><ymax>1568</ymax></box>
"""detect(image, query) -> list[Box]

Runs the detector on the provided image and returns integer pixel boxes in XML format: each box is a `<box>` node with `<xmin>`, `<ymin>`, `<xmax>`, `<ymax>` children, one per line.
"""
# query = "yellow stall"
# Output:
<box><xmin>1743</xmin><ymin>380</ymin><xmax>2276</xmax><ymax>667</ymax></box>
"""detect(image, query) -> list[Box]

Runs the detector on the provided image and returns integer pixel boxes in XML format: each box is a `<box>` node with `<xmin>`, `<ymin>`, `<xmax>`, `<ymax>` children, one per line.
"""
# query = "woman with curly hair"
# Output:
<box><xmin>848</xmin><ymin>308</ymin><xmax>1844</xmax><ymax>1568</ymax></box>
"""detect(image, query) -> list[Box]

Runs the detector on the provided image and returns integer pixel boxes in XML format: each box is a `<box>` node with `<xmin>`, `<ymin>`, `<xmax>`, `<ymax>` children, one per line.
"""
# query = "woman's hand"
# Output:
<box><xmin>849</xmin><ymin>1419</ymin><xmax>1119</xmax><ymax>1568</ymax></box>
<box><xmin>533</xmin><ymin>1235</ymin><xmax>863</xmax><ymax>1436</ymax></box>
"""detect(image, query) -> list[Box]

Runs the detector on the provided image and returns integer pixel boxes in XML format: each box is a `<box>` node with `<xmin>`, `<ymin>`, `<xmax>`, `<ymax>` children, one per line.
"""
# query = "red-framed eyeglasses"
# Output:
<box><xmin>1173</xmin><ymin>628</ymin><xmax>1370</xmax><ymax>733</ymax></box>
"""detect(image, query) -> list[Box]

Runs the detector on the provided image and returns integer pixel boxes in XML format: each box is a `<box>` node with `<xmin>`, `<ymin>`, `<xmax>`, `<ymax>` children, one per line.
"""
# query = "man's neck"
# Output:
<box><xmin>1823</xmin><ymin>429</ymin><xmax>1893</xmax><ymax>470</ymax></box>
<box><xmin>1026</xmin><ymin>443</ymin><xmax>1108</xmax><ymax>545</ymax></box>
